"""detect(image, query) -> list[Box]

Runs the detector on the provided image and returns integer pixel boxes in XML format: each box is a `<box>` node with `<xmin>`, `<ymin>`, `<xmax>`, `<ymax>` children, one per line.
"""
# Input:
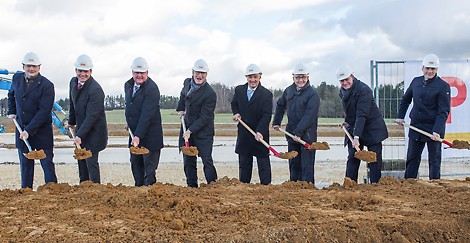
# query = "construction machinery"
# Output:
<box><xmin>1</xmin><ymin>68</ymin><xmax>69</xmax><ymax>136</ymax></box>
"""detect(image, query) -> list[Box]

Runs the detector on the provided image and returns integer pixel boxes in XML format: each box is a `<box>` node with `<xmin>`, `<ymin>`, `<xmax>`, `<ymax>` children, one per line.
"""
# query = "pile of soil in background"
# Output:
<box><xmin>0</xmin><ymin>177</ymin><xmax>469</xmax><ymax>241</ymax></box>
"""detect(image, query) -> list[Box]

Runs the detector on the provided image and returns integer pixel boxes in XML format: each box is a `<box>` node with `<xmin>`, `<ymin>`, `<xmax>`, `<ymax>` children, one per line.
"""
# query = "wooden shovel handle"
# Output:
<box><xmin>68</xmin><ymin>127</ymin><xmax>83</xmax><ymax>149</ymax></box>
<box><xmin>181</xmin><ymin>116</ymin><xmax>190</xmax><ymax>147</ymax></box>
<box><xmin>12</xmin><ymin>118</ymin><xmax>32</xmax><ymax>152</ymax></box>
<box><xmin>278</xmin><ymin>128</ymin><xmax>309</xmax><ymax>147</ymax></box>
<box><xmin>342</xmin><ymin>125</ymin><xmax>360</xmax><ymax>152</ymax></box>
<box><xmin>237</xmin><ymin>118</ymin><xmax>280</xmax><ymax>156</ymax></box>
<box><xmin>404</xmin><ymin>123</ymin><xmax>453</xmax><ymax>147</ymax></box>
<box><xmin>126</xmin><ymin>126</ymin><xmax>139</xmax><ymax>147</ymax></box>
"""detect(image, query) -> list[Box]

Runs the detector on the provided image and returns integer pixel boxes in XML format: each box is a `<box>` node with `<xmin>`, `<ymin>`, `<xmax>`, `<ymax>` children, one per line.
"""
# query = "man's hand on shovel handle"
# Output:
<box><xmin>132</xmin><ymin>136</ymin><xmax>140</xmax><ymax>147</ymax></box>
<box><xmin>183</xmin><ymin>130</ymin><xmax>191</xmax><ymax>140</ymax></box>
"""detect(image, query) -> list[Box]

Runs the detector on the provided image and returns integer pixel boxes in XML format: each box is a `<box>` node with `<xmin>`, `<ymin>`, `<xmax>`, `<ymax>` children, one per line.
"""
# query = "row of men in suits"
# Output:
<box><xmin>7</xmin><ymin>52</ymin><xmax>449</xmax><ymax>189</ymax></box>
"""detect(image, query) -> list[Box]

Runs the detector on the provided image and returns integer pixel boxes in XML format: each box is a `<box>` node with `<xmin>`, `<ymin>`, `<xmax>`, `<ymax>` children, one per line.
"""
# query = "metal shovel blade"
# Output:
<box><xmin>24</xmin><ymin>149</ymin><xmax>47</xmax><ymax>160</ymax></box>
<box><xmin>354</xmin><ymin>150</ymin><xmax>377</xmax><ymax>163</ymax></box>
<box><xmin>181</xmin><ymin>146</ymin><xmax>199</xmax><ymax>156</ymax></box>
<box><xmin>307</xmin><ymin>142</ymin><xmax>330</xmax><ymax>150</ymax></box>
<box><xmin>73</xmin><ymin>148</ymin><xmax>93</xmax><ymax>160</ymax></box>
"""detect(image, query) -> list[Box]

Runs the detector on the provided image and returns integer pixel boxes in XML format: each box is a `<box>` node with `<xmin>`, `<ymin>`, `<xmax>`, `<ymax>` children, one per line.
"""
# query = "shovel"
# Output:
<box><xmin>341</xmin><ymin>125</ymin><xmax>377</xmax><ymax>162</ymax></box>
<box><xmin>278</xmin><ymin>127</ymin><xmax>330</xmax><ymax>150</ymax></box>
<box><xmin>127</xmin><ymin>127</ymin><xmax>150</xmax><ymax>155</ymax></box>
<box><xmin>404</xmin><ymin>123</ymin><xmax>470</xmax><ymax>149</ymax></box>
<box><xmin>68</xmin><ymin>127</ymin><xmax>92</xmax><ymax>160</ymax></box>
<box><xmin>12</xmin><ymin>118</ymin><xmax>46</xmax><ymax>160</ymax></box>
<box><xmin>237</xmin><ymin>118</ymin><xmax>298</xmax><ymax>159</ymax></box>
<box><xmin>180</xmin><ymin>116</ymin><xmax>199</xmax><ymax>156</ymax></box>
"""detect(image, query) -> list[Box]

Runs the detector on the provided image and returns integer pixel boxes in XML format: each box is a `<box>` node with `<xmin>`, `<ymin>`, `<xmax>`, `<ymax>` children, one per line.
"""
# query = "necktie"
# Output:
<box><xmin>77</xmin><ymin>82</ymin><xmax>83</xmax><ymax>89</ymax></box>
<box><xmin>133</xmin><ymin>85</ymin><xmax>139</xmax><ymax>96</ymax></box>
<box><xmin>247</xmin><ymin>89</ymin><xmax>254</xmax><ymax>101</ymax></box>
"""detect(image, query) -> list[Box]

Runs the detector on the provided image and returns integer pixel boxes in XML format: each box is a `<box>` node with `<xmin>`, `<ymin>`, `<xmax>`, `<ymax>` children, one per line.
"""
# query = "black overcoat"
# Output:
<box><xmin>124</xmin><ymin>77</ymin><xmax>164</xmax><ymax>152</ymax></box>
<box><xmin>69</xmin><ymin>76</ymin><xmax>108</xmax><ymax>153</ymax></box>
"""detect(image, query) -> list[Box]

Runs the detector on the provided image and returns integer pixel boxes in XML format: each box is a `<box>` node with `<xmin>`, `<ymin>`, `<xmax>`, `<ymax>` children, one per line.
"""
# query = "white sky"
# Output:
<box><xmin>1</xmin><ymin>0</ymin><xmax>470</xmax><ymax>99</ymax></box>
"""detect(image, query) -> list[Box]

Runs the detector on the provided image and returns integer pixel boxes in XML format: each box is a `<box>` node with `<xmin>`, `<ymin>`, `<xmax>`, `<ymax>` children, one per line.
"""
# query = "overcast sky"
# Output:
<box><xmin>1</xmin><ymin>0</ymin><xmax>469</xmax><ymax>99</ymax></box>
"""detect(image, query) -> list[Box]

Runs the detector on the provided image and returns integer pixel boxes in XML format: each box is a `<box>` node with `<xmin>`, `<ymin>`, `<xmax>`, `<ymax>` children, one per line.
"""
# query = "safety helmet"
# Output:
<box><xmin>22</xmin><ymin>52</ymin><xmax>41</xmax><ymax>65</ymax></box>
<box><xmin>131</xmin><ymin>57</ymin><xmax>149</xmax><ymax>72</ymax></box>
<box><xmin>292</xmin><ymin>63</ymin><xmax>309</xmax><ymax>75</ymax></box>
<box><xmin>336</xmin><ymin>65</ymin><xmax>353</xmax><ymax>80</ymax></box>
<box><xmin>422</xmin><ymin>54</ymin><xmax>439</xmax><ymax>68</ymax></box>
<box><xmin>244</xmin><ymin>64</ymin><xmax>262</xmax><ymax>76</ymax></box>
<box><xmin>192</xmin><ymin>59</ymin><xmax>209</xmax><ymax>73</ymax></box>
<box><xmin>74</xmin><ymin>54</ymin><xmax>93</xmax><ymax>70</ymax></box>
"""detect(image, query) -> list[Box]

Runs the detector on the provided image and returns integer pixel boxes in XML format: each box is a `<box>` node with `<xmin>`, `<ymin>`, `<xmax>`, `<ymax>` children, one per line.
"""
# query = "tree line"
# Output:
<box><xmin>1</xmin><ymin>81</ymin><xmax>404</xmax><ymax>119</ymax></box>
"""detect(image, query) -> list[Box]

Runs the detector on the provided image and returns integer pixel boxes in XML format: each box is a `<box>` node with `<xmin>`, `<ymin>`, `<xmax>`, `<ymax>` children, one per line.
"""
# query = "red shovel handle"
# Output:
<box><xmin>267</xmin><ymin>146</ymin><xmax>281</xmax><ymax>156</ymax></box>
<box><xmin>442</xmin><ymin>139</ymin><xmax>453</xmax><ymax>147</ymax></box>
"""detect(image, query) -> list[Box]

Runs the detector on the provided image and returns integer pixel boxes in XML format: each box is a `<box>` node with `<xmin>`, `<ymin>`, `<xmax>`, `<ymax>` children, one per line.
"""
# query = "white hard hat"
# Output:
<box><xmin>74</xmin><ymin>54</ymin><xmax>93</xmax><ymax>70</ymax></box>
<box><xmin>131</xmin><ymin>57</ymin><xmax>149</xmax><ymax>72</ymax></box>
<box><xmin>244</xmin><ymin>64</ymin><xmax>262</xmax><ymax>76</ymax></box>
<box><xmin>336</xmin><ymin>65</ymin><xmax>353</xmax><ymax>80</ymax></box>
<box><xmin>292</xmin><ymin>63</ymin><xmax>309</xmax><ymax>75</ymax></box>
<box><xmin>22</xmin><ymin>52</ymin><xmax>41</xmax><ymax>65</ymax></box>
<box><xmin>192</xmin><ymin>59</ymin><xmax>209</xmax><ymax>72</ymax></box>
<box><xmin>422</xmin><ymin>54</ymin><xmax>439</xmax><ymax>68</ymax></box>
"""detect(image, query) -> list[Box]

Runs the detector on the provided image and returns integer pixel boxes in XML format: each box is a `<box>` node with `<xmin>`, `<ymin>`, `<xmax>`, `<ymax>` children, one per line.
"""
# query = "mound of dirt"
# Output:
<box><xmin>0</xmin><ymin>177</ymin><xmax>469</xmax><ymax>241</ymax></box>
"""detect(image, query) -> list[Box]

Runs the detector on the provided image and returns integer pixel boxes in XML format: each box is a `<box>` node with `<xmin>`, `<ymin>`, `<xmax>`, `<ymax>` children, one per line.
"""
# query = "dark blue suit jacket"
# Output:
<box><xmin>398</xmin><ymin>75</ymin><xmax>450</xmax><ymax>141</ymax></box>
<box><xmin>231</xmin><ymin>83</ymin><xmax>273</xmax><ymax>157</ymax></box>
<box><xmin>69</xmin><ymin>77</ymin><xmax>108</xmax><ymax>153</ymax></box>
<box><xmin>7</xmin><ymin>72</ymin><xmax>54</xmax><ymax>152</ymax></box>
<box><xmin>125</xmin><ymin>77</ymin><xmax>164</xmax><ymax>152</ymax></box>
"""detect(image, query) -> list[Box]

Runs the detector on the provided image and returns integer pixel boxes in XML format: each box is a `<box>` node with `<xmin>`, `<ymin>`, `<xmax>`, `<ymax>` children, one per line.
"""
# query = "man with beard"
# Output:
<box><xmin>125</xmin><ymin>57</ymin><xmax>164</xmax><ymax>186</ymax></box>
<box><xmin>67</xmin><ymin>54</ymin><xmax>108</xmax><ymax>184</ymax></box>
<box><xmin>176</xmin><ymin>59</ymin><xmax>218</xmax><ymax>188</ymax></box>
<box><xmin>7</xmin><ymin>52</ymin><xmax>58</xmax><ymax>188</ymax></box>
<box><xmin>231</xmin><ymin>64</ymin><xmax>273</xmax><ymax>185</ymax></box>
<box><xmin>273</xmin><ymin>63</ymin><xmax>320</xmax><ymax>184</ymax></box>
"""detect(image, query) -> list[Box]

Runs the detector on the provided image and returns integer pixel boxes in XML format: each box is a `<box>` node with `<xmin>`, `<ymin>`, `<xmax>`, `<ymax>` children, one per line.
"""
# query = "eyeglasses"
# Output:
<box><xmin>293</xmin><ymin>75</ymin><xmax>308</xmax><ymax>80</ymax></box>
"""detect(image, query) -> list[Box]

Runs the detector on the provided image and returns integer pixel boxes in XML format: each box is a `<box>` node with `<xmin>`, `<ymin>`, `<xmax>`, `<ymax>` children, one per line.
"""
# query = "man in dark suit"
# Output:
<box><xmin>396</xmin><ymin>54</ymin><xmax>450</xmax><ymax>180</ymax></box>
<box><xmin>273</xmin><ymin>64</ymin><xmax>320</xmax><ymax>184</ymax></box>
<box><xmin>67</xmin><ymin>54</ymin><xmax>108</xmax><ymax>184</ymax></box>
<box><xmin>176</xmin><ymin>59</ymin><xmax>218</xmax><ymax>188</ymax></box>
<box><xmin>231</xmin><ymin>64</ymin><xmax>273</xmax><ymax>185</ymax></box>
<box><xmin>125</xmin><ymin>57</ymin><xmax>164</xmax><ymax>186</ymax></box>
<box><xmin>336</xmin><ymin>65</ymin><xmax>388</xmax><ymax>183</ymax></box>
<box><xmin>7</xmin><ymin>52</ymin><xmax>58</xmax><ymax>188</ymax></box>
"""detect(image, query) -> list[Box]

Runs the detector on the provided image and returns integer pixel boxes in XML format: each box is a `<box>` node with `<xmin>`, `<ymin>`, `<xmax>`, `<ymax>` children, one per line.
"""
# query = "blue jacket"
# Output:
<box><xmin>231</xmin><ymin>83</ymin><xmax>273</xmax><ymax>157</ymax></box>
<box><xmin>69</xmin><ymin>76</ymin><xmax>108</xmax><ymax>153</ymax></box>
<box><xmin>340</xmin><ymin>78</ymin><xmax>388</xmax><ymax>146</ymax></box>
<box><xmin>7</xmin><ymin>72</ymin><xmax>54</xmax><ymax>151</ymax></box>
<box><xmin>273</xmin><ymin>81</ymin><xmax>320</xmax><ymax>144</ymax></box>
<box><xmin>125</xmin><ymin>77</ymin><xmax>164</xmax><ymax>151</ymax></box>
<box><xmin>398</xmin><ymin>74</ymin><xmax>450</xmax><ymax>141</ymax></box>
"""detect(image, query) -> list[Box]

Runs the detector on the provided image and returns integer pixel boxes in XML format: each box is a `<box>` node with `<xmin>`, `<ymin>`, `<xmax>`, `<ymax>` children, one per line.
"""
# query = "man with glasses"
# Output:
<box><xmin>395</xmin><ymin>54</ymin><xmax>450</xmax><ymax>180</ymax></box>
<box><xmin>176</xmin><ymin>59</ymin><xmax>218</xmax><ymax>187</ymax></box>
<box><xmin>273</xmin><ymin>63</ymin><xmax>320</xmax><ymax>184</ymax></box>
<box><xmin>7</xmin><ymin>52</ymin><xmax>58</xmax><ymax>188</ymax></box>
<box><xmin>67</xmin><ymin>54</ymin><xmax>108</xmax><ymax>184</ymax></box>
<box><xmin>337</xmin><ymin>65</ymin><xmax>388</xmax><ymax>183</ymax></box>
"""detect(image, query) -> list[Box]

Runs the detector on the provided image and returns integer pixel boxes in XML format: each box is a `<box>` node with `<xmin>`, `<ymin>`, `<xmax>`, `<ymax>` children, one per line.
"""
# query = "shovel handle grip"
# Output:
<box><xmin>237</xmin><ymin>118</ymin><xmax>280</xmax><ymax>155</ymax></box>
<box><xmin>342</xmin><ymin>125</ymin><xmax>360</xmax><ymax>152</ymax></box>
<box><xmin>127</xmin><ymin>126</ymin><xmax>139</xmax><ymax>147</ymax></box>
<box><xmin>12</xmin><ymin>118</ymin><xmax>32</xmax><ymax>152</ymax></box>
<box><xmin>68</xmin><ymin>127</ymin><xmax>82</xmax><ymax>149</ymax></box>
<box><xmin>405</xmin><ymin>123</ymin><xmax>452</xmax><ymax>147</ymax></box>
<box><xmin>278</xmin><ymin>128</ymin><xmax>309</xmax><ymax>147</ymax></box>
<box><xmin>181</xmin><ymin>116</ymin><xmax>190</xmax><ymax>147</ymax></box>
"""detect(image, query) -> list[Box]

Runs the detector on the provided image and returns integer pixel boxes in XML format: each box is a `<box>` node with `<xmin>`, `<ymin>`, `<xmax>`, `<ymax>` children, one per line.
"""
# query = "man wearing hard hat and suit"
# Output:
<box><xmin>396</xmin><ymin>54</ymin><xmax>451</xmax><ymax>180</ymax></box>
<box><xmin>7</xmin><ymin>52</ymin><xmax>58</xmax><ymax>188</ymax></box>
<box><xmin>231</xmin><ymin>64</ymin><xmax>273</xmax><ymax>185</ymax></box>
<box><xmin>67</xmin><ymin>54</ymin><xmax>108</xmax><ymax>184</ymax></box>
<box><xmin>125</xmin><ymin>57</ymin><xmax>164</xmax><ymax>186</ymax></box>
<box><xmin>177</xmin><ymin>59</ymin><xmax>218</xmax><ymax>188</ymax></box>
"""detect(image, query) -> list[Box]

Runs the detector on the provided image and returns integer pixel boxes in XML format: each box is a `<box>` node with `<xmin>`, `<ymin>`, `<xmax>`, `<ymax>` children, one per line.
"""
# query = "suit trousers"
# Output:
<box><xmin>287</xmin><ymin>142</ymin><xmax>316</xmax><ymax>184</ymax></box>
<box><xmin>405</xmin><ymin>138</ymin><xmax>442</xmax><ymax>179</ymax></box>
<box><xmin>78</xmin><ymin>152</ymin><xmax>101</xmax><ymax>183</ymax></box>
<box><xmin>18</xmin><ymin>148</ymin><xmax>57</xmax><ymax>188</ymax></box>
<box><xmin>238</xmin><ymin>154</ymin><xmax>271</xmax><ymax>185</ymax></box>
<box><xmin>346</xmin><ymin>142</ymin><xmax>383</xmax><ymax>183</ymax></box>
<box><xmin>130</xmin><ymin>150</ymin><xmax>161</xmax><ymax>186</ymax></box>
<box><xmin>183</xmin><ymin>138</ymin><xmax>217</xmax><ymax>188</ymax></box>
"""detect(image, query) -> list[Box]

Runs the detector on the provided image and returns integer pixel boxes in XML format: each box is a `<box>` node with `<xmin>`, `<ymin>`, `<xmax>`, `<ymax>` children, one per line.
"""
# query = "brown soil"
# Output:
<box><xmin>0</xmin><ymin>177</ymin><xmax>469</xmax><ymax>241</ymax></box>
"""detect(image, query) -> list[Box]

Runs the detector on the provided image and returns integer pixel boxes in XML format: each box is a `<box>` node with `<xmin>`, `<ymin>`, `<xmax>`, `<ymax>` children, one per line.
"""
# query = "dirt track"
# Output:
<box><xmin>0</xmin><ymin>177</ymin><xmax>469</xmax><ymax>241</ymax></box>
